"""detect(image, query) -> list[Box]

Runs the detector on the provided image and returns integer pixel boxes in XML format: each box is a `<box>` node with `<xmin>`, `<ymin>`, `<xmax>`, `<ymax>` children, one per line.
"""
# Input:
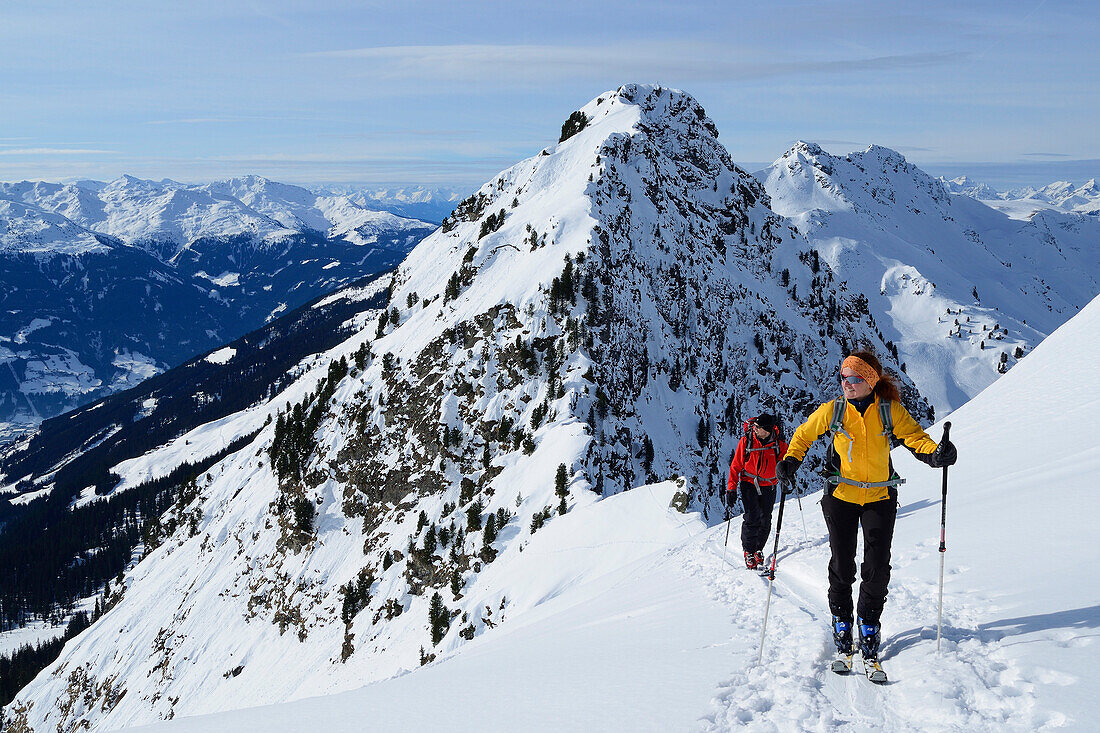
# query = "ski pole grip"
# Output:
<box><xmin>942</xmin><ymin>421</ymin><xmax>951</xmax><ymax>442</ymax></box>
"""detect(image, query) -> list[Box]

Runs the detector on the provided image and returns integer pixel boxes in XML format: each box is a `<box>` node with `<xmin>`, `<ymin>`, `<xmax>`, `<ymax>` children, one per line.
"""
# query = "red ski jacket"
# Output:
<box><xmin>727</xmin><ymin>433</ymin><xmax>788</xmax><ymax>493</ymax></box>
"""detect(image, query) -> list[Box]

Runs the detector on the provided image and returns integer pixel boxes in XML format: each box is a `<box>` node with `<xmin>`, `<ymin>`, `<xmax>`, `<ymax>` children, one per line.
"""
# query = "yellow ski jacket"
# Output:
<box><xmin>786</xmin><ymin>397</ymin><xmax>938</xmax><ymax>505</ymax></box>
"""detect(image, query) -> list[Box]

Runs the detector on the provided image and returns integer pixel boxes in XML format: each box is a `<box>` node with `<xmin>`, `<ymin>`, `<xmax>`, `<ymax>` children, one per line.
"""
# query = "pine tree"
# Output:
<box><xmin>555</xmin><ymin>464</ymin><xmax>569</xmax><ymax>515</ymax></box>
<box><xmin>450</xmin><ymin>569</ymin><xmax>462</xmax><ymax>597</ymax></box>
<box><xmin>445</xmin><ymin>272</ymin><xmax>461</xmax><ymax>302</ymax></box>
<box><xmin>423</xmin><ymin>524</ymin><xmax>437</xmax><ymax>556</ymax></box>
<box><xmin>696</xmin><ymin>417</ymin><xmax>709</xmax><ymax>447</ymax></box>
<box><xmin>482</xmin><ymin>514</ymin><xmax>498</xmax><ymax>549</ymax></box>
<box><xmin>466</xmin><ymin>500</ymin><xmax>483</xmax><ymax>531</ymax></box>
<box><xmin>428</xmin><ymin>592</ymin><xmax>450</xmax><ymax>645</ymax></box>
<box><xmin>559</xmin><ymin>110</ymin><xmax>588</xmax><ymax>142</ymax></box>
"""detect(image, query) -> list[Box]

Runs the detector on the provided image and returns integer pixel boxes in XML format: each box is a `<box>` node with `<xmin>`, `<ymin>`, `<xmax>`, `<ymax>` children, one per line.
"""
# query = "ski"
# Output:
<box><xmin>864</xmin><ymin>658</ymin><xmax>888</xmax><ymax>684</ymax></box>
<box><xmin>830</xmin><ymin>653</ymin><xmax>853</xmax><ymax>674</ymax></box>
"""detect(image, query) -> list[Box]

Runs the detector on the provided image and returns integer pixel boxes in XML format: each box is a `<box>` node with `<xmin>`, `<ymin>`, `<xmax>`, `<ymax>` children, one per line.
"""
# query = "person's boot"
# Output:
<box><xmin>832</xmin><ymin>616</ymin><xmax>854</xmax><ymax>655</ymax></box>
<box><xmin>744</xmin><ymin>551</ymin><xmax>758</xmax><ymax>570</ymax></box>
<box><xmin>754</xmin><ymin>551</ymin><xmax>765</xmax><ymax>568</ymax></box>
<box><xmin>857</xmin><ymin>617</ymin><xmax>881</xmax><ymax>660</ymax></box>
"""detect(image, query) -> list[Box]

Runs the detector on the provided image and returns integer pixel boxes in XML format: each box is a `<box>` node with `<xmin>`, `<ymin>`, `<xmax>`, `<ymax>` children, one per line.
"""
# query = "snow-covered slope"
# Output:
<box><xmin>0</xmin><ymin>199</ymin><xmax>112</xmax><ymax>256</ymax></box>
<box><xmin>764</xmin><ymin>142</ymin><xmax>1100</xmax><ymax>413</ymax></box>
<box><xmin>3</xmin><ymin>84</ymin><xmax>919</xmax><ymax>732</ymax></box>
<box><xmin>114</xmin><ymin>293</ymin><xmax>1100</xmax><ymax>732</ymax></box>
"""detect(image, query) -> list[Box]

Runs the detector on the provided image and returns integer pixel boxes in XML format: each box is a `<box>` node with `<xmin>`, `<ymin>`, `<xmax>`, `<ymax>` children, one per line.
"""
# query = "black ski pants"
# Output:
<box><xmin>738</xmin><ymin>481</ymin><xmax>776</xmax><ymax>554</ymax></box>
<box><xmin>821</xmin><ymin>490</ymin><xmax>898</xmax><ymax>625</ymax></box>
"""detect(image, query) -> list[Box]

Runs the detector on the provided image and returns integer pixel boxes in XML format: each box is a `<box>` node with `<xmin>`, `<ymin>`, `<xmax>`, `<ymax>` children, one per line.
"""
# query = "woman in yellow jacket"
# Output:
<box><xmin>775</xmin><ymin>351</ymin><xmax>956</xmax><ymax>662</ymax></box>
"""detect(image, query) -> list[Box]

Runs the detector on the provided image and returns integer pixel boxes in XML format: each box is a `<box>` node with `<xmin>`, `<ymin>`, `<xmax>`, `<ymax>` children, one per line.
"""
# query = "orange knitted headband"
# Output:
<box><xmin>842</xmin><ymin>355</ymin><xmax>879</xmax><ymax>388</ymax></box>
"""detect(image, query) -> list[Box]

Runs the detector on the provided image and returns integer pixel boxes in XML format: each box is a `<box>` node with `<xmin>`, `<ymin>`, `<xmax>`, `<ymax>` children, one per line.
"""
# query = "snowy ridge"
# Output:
<box><xmin>0</xmin><ymin>199</ymin><xmax>112</xmax><ymax>256</ymax></box>
<box><xmin>764</xmin><ymin>141</ymin><xmax>1100</xmax><ymax>412</ymax></box>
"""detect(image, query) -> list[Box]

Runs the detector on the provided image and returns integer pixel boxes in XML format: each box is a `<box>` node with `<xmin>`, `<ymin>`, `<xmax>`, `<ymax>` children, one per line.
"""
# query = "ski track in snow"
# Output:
<box><xmin>674</xmin><ymin>501</ymin><xmax>1061</xmax><ymax>732</ymax></box>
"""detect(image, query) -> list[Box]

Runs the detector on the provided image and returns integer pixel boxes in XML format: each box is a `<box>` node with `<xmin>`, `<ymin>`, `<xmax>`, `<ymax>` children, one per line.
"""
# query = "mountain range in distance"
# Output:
<box><xmin>0</xmin><ymin>176</ymin><xmax>442</xmax><ymax>442</ymax></box>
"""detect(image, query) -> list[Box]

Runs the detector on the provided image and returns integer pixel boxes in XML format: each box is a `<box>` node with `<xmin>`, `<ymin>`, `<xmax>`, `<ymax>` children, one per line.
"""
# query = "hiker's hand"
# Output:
<box><xmin>776</xmin><ymin>457</ymin><xmax>800</xmax><ymax>482</ymax></box>
<box><xmin>929</xmin><ymin>439</ymin><xmax>957</xmax><ymax>468</ymax></box>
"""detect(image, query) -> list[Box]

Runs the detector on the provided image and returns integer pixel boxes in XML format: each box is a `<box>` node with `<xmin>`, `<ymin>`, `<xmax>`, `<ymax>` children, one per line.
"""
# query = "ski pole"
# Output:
<box><xmin>723</xmin><ymin>502</ymin><xmax>731</xmax><ymax>559</ymax></box>
<box><xmin>757</xmin><ymin>478</ymin><xmax>790</xmax><ymax>664</ymax></box>
<box><xmin>795</xmin><ymin>481</ymin><xmax>808</xmax><ymax>542</ymax></box>
<box><xmin>936</xmin><ymin>421</ymin><xmax>952</xmax><ymax>653</ymax></box>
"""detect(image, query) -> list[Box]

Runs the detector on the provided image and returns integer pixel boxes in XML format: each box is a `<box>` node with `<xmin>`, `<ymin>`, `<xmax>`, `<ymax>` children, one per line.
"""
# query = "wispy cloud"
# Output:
<box><xmin>321</xmin><ymin>129</ymin><xmax>482</xmax><ymax>140</ymax></box>
<box><xmin>146</xmin><ymin>118</ymin><xmax>247</xmax><ymax>126</ymax></box>
<box><xmin>0</xmin><ymin>148</ymin><xmax>118</xmax><ymax>156</ymax></box>
<box><xmin>145</xmin><ymin>115</ymin><xmax>327</xmax><ymax>125</ymax></box>
<box><xmin>1022</xmin><ymin>152</ymin><xmax>1071</xmax><ymax>158</ymax></box>
<box><xmin>306</xmin><ymin>43</ymin><xmax>967</xmax><ymax>83</ymax></box>
<box><xmin>804</xmin><ymin>138</ymin><xmax>867</xmax><ymax>148</ymax></box>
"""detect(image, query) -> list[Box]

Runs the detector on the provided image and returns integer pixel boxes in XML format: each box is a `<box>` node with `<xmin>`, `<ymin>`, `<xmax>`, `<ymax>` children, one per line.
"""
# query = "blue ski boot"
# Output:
<box><xmin>832</xmin><ymin>616</ymin><xmax>854</xmax><ymax>655</ymax></box>
<box><xmin>857</xmin><ymin>617</ymin><xmax>881</xmax><ymax>661</ymax></box>
<box><xmin>830</xmin><ymin>616</ymin><xmax>854</xmax><ymax>673</ymax></box>
<box><xmin>857</xmin><ymin>618</ymin><xmax>888</xmax><ymax>683</ymax></box>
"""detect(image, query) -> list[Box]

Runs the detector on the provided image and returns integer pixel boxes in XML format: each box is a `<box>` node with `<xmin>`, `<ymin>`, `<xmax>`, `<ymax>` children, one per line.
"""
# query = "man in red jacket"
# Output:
<box><xmin>727</xmin><ymin>414</ymin><xmax>788</xmax><ymax>569</ymax></box>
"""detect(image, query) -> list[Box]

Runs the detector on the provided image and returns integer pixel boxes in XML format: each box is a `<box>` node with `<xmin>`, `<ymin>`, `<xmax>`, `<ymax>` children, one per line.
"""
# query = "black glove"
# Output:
<box><xmin>723</xmin><ymin>489</ymin><xmax>737</xmax><ymax>507</ymax></box>
<box><xmin>929</xmin><ymin>439</ymin><xmax>957</xmax><ymax>468</ymax></box>
<box><xmin>775</xmin><ymin>457</ymin><xmax>800</xmax><ymax>483</ymax></box>
<box><xmin>781</xmin><ymin>482</ymin><xmax>795</xmax><ymax>496</ymax></box>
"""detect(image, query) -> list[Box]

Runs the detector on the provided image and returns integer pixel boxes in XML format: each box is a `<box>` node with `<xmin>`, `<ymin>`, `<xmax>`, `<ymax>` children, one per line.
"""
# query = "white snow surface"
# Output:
<box><xmin>119</xmin><ymin>295</ymin><xmax>1100</xmax><ymax>732</ymax></box>
<box><xmin>203</xmin><ymin>347</ymin><xmax>236</xmax><ymax>365</ymax></box>
<box><xmin>0</xmin><ymin>621</ymin><xmax>67</xmax><ymax>657</ymax></box>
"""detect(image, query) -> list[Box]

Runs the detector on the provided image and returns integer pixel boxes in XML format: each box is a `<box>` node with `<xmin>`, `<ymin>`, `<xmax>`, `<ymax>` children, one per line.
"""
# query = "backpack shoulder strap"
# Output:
<box><xmin>828</xmin><ymin>396</ymin><xmax>847</xmax><ymax>437</ymax></box>
<box><xmin>827</xmin><ymin>396</ymin><xmax>855</xmax><ymax>463</ymax></box>
<box><xmin>878</xmin><ymin>399</ymin><xmax>894</xmax><ymax>438</ymax></box>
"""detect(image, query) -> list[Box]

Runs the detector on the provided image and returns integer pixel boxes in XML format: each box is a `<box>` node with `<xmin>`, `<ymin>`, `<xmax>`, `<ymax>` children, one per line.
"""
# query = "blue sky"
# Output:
<box><xmin>1</xmin><ymin>0</ymin><xmax>1096</xmax><ymax>190</ymax></box>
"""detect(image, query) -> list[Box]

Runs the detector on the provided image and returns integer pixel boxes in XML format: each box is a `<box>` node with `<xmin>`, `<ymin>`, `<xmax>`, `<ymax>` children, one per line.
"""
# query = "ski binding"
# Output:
<box><xmin>831</xmin><ymin>654</ymin><xmax>853</xmax><ymax>674</ymax></box>
<box><xmin>864</xmin><ymin>659</ymin><xmax>888</xmax><ymax>684</ymax></box>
